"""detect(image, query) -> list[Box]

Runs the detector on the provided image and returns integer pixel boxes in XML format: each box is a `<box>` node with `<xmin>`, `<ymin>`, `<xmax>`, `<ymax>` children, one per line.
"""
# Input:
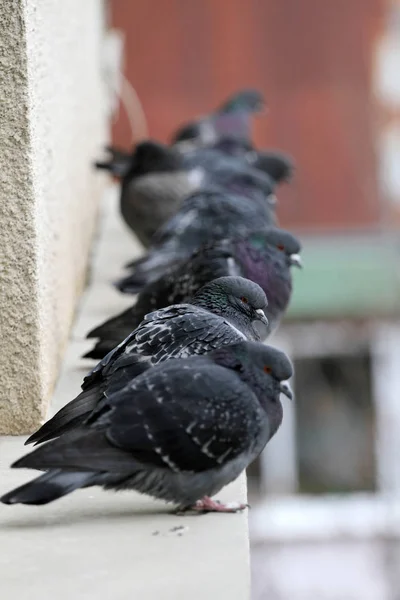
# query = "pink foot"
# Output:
<box><xmin>192</xmin><ymin>496</ymin><xmax>249</xmax><ymax>513</ymax></box>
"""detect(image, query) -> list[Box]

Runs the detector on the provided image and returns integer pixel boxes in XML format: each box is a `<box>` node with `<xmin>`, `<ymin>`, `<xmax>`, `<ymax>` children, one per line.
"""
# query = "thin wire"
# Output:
<box><xmin>115</xmin><ymin>73</ymin><xmax>148</xmax><ymax>144</ymax></box>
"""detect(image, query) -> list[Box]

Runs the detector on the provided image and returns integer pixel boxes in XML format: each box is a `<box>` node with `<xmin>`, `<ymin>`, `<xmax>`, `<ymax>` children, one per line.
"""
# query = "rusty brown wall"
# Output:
<box><xmin>110</xmin><ymin>0</ymin><xmax>386</xmax><ymax>231</ymax></box>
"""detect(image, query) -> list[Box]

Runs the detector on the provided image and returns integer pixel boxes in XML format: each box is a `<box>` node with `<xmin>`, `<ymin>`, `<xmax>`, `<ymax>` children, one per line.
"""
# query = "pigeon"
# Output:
<box><xmin>171</xmin><ymin>89</ymin><xmax>266</xmax><ymax>145</ymax></box>
<box><xmin>28</xmin><ymin>276</ymin><xmax>269</xmax><ymax>443</ymax></box>
<box><xmin>180</xmin><ymin>145</ymin><xmax>294</xmax><ymax>189</ymax></box>
<box><xmin>86</xmin><ymin>228</ymin><xmax>302</xmax><ymax>358</ymax></box>
<box><xmin>84</xmin><ymin>276</ymin><xmax>269</xmax><ymax>362</ymax></box>
<box><xmin>98</xmin><ymin>141</ymin><xmax>202</xmax><ymax>247</ymax></box>
<box><xmin>117</xmin><ymin>168</ymin><xmax>277</xmax><ymax>293</ymax></box>
<box><xmin>2</xmin><ymin>341</ymin><xmax>293</xmax><ymax>511</ymax></box>
<box><xmin>179</xmin><ymin>147</ymin><xmax>294</xmax><ymax>213</ymax></box>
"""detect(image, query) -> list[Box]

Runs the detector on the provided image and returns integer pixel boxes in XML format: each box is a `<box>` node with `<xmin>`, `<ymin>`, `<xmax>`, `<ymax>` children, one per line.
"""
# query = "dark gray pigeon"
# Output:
<box><xmin>2</xmin><ymin>341</ymin><xmax>293</xmax><ymax>512</ymax></box>
<box><xmin>27</xmin><ymin>277</ymin><xmax>268</xmax><ymax>445</ymax></box>
<box><xmin>171</xmin><ymin>89</ymin><xmax>266</xmax><ymax>145</ymax></box>
<box><xmin>118</xmin><ymin>169</ymin><xmax>277</xmax><ymax>292</ymax></box>
<box><xmin>181</xmin><ymin>145</ymin><xmax>294</xmax><ymax>189</ymax></box>
<box><xmin>97</xmin><ymin>141</ymin><xmax>201</xmax><ymax>247</ymax></box>
<box><xmin>86</xmin><ymin>228</ymin><xmax>302</xmax><ymax>359</ymax></box>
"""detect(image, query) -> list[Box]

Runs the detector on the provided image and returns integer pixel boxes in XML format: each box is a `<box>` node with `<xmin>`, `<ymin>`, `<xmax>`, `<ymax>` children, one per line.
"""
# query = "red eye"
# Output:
<box><xmin>264</xmin><ymin>366</ymin><xmax>272</xmax><ymax>374</ymax></box>
<box><xmin>277</xmin><ymin>244</ymin><xmax>285</xmax><ymax>251</ymax></box>
<box><xmin>241</xmin><ymin>296</ymin><xmax>249</xmax><ymax>304</ymax></box>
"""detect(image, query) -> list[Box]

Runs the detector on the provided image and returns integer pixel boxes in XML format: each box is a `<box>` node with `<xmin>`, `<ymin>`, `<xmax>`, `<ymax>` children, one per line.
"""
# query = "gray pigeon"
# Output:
<box><xmin>118</xmin><ymin>169</ymin><xmax>277</xmax><ymax>292</ymax></box>
<box><xmin>97</xmin><ymin>141</ymin><xmax>201</xmax><ymax>247</ymax></box>
<box><xmin>1</xmin><ymin>341</ymin><xmax>293</xmax><ymax>512</ymax></box>
<box><xmin>26</xmin><ymin>277</ymin><xmax>268</xmax><ymax>446</ymax></box>
<box><xmin>86</xmin><ymin>228</ymin><xmax>302</xmax><ymax>359</ymax></box>
<box><xmin>171</xmin><ymin>89</ymin><xmax>266</xmax><ymax>145</ymax></box>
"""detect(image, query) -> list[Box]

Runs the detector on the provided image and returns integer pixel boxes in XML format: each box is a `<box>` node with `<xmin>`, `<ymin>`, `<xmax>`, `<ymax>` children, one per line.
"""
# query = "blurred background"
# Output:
<box><xmin>108</xmin><ymin>1</ymin><xmax>400</xmax><ymax>598</ymax></box>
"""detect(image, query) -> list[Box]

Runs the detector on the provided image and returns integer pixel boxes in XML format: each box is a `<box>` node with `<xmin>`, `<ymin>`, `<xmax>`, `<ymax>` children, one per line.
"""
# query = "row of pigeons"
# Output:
<box><xmin>2</xmin><ymin>89</ymin><xmax>302</xmax><ymax>513</ymax></box>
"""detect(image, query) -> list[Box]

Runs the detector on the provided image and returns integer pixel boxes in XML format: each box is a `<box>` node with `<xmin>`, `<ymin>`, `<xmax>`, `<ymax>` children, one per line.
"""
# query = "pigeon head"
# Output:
<box><xmin>127</xmin><ymin>141</ymin><xmax>183</xmax><ymax>177</ymax></box>
<box><xmin>192</xmin><ymin>276</ymin><xmax>269</xmax><ymax>341</ymax></box>
<box><xmin>246</xmin><ymin>228</ymin><xmax>302</xmax><ymax>268</ymax></box>
<box><xmin>243</xmin><ymin>342</ymin><xmax>293</xmax><ymax>387</ymax></box>
<box><xmin>219</xmin><ymin>89</ymin><xmax>266</xmax><ymax>114</ymax></box>
<box><xmin>211</xmin><ymin>340</ymin><xmax>293</xmax><ymax>406</ymax></box>
<box><xmin>249</xmin><ymin>150</ymin><xmax>295</xmax><ymax>184</ymax></box>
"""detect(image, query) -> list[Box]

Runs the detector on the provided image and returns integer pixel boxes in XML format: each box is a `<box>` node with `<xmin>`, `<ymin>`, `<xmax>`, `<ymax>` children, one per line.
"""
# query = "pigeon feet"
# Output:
<box><xmin>192</xmin><ymin>496</ymin><xmax>249</xmax><ymax>513</ymax></box>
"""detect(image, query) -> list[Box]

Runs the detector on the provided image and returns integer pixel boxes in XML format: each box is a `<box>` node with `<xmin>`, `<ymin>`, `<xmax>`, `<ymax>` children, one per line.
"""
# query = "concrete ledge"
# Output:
<box><xmin>0</xmin><ymin>188</ymin><xmax>250</xmax><ymax>600</ymax></box>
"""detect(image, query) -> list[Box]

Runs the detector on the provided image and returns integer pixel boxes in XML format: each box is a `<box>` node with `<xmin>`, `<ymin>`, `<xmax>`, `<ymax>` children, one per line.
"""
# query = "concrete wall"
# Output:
<box><xmin>0</xmin><ymin>0</ymin><xmax>107</xmax><ymax>434</ymax></box>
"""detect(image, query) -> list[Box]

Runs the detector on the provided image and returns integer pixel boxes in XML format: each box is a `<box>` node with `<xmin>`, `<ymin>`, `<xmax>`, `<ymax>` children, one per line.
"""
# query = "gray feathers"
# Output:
<box><xmin>121</xmin><ymin>171</ymin><xmax>199</xmax><ymax>247</ymax></box>
<box><xmin>118</xmin><ymin>173</ymin><xmax>277</xmax><ymax>292</ymax></box>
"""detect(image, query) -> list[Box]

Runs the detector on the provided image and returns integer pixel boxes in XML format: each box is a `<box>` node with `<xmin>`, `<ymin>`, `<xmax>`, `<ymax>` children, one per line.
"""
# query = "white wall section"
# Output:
<box><xmin>0</xmin><ymin>0</ymin><xmax>107</xmax><ymax>433</ymax></box>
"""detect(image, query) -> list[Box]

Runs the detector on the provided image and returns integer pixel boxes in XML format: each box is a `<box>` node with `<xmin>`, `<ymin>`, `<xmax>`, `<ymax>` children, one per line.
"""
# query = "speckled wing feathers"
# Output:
<box><xmin>127</xmin><ymin>304</ymin><xmax>246</xmax><ymax>362</ymax></box>
<box><xmin>18</xmin><ymin>362</ymin><xmax>265</xmax><ymax>476</ymax></box>
<box><xmin>105</xmin><ymin>363</ymin><xmax>265</xmax><ymax>473</ymax></box>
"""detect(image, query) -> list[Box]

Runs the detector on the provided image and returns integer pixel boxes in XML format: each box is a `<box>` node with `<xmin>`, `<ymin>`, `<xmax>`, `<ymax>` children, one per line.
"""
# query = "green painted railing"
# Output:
<box><xmin>286</xmin><ymin>235</ymin><xmax>400</xmax><ymax>319</ymax></box>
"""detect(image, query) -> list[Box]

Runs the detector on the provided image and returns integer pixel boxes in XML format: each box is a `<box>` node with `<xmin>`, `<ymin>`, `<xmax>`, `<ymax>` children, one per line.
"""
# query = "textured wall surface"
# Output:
<box><xmin>0</xmin><ymin>0</ymin><xmax>107</xmax><ymax>434</ymax></box>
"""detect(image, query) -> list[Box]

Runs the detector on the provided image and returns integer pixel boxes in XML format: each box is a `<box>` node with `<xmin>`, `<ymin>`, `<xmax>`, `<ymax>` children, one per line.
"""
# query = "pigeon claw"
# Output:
<box><xmin>192</xmin><ymin>496</ymin><xmax>249</xmax><ymax>513</ymax></box>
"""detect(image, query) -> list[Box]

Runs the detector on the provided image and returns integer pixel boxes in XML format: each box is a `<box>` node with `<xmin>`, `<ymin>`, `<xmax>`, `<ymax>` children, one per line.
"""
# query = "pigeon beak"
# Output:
<box><xmin>255</xmin><ymin>308</ymin><xmax>269</xmax><ymax>326</ymax></box>
<box><xmin>252</xmin><ymin>309</ymin><xmax>269</xmax><ymax>340</ymax></box>
<box><xmin>289</xmin><ymin>254</ymin><xmax>302</xmax><ymax>269</ymax></box>
<box><xmin>279</xmin><ymin>381</ymin><xmax>293</xmax><ymax>401</ymax></box>
<box><xmin>267</xmin><ymin>193</ymin><xmax>278</xmax><ymax>207</ymax></box>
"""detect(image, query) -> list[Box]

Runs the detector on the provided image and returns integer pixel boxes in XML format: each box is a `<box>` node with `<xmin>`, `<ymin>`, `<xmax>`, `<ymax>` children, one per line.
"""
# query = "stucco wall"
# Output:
<box><xmin>0</xmin><ymin>0</ymin><xmax>107</xmax><ymax>434</ymax></box>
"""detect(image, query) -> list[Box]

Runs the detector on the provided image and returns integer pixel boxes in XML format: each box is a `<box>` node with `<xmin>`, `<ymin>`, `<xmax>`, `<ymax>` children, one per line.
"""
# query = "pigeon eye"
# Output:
<box><xmin>263</xmin><ymin>366</ymin><xmax>272</xmax><ymax>374</ymax></box>
<box><xmin>241</xmin><ymin>296</ymin><xmax>249</xmax><ymax>304</ymax></box>
<box><xmin>277</xmin><ymin>244</ymin><xmax>285</xmax><ymax>251</ymax></box>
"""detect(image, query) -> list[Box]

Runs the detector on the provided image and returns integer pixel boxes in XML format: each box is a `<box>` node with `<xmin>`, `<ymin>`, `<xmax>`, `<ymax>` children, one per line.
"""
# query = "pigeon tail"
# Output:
<box><xmin>104</xmin><ymin>145</ymin><xmax>131</xmax><ymax>161</ymax></box>
<box><xmin>120</xmin><ymin>250</ymin><xmax>182</xmax><ymax>293</ymax></box>
<box><xmin>0</xmin><ymin>470</ymin><xmax>97</xmax><ymax>505</ymax></box>
<box><xmin>86</xmin><ymin>305</ymin><xmax>140</xmax><ymax>341</ymax></box>
<box><xmin>114</xmin><ymin>272</ymin><xmax>151</xmax><ymax>295</ymax></box>
<box><xmin>25</xmin><ymin>388</ymin><xmax>101</xmax><ymax>446</ymax></box>
<box><xmin>93</xmin><ymin>144</ymin><xmax>132</xmax><ymax>178</ymax></box>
